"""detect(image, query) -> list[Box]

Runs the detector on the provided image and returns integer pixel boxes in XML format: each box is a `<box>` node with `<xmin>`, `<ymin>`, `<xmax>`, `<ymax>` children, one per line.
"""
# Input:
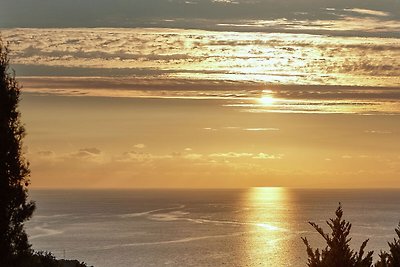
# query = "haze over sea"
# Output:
<box><xmin>27</xmin><ymin>188</ymin><xmax>400</xmax><ymax>267</ymax></box>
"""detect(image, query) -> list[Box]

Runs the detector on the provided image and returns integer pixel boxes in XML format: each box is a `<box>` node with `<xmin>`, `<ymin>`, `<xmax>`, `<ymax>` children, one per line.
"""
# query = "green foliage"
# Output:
<box><xmin>0</xmin><ymin>37</ymin><xmax>36</xmax><ymax>266</ymax></box>
<box><xmin>302</xmin><ymin>204</ymin><xmax>374</xmax><ymax>267</ymax></box>
<box><xmin>375</xmin><ymin>223</ymin><xmax>400</xmax><ymax>267</ymax></box>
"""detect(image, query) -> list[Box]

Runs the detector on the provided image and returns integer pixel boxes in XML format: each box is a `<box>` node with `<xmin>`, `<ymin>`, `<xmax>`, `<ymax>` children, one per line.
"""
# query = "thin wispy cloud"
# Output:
<box><xmin>253</xmin><ymin>153</ymin><xmax>283</xmax><ymax>160</ymax></box>
<box><xmin>18</xmin><ymin>74</ymin><xmax>400</xmax><ymax>114</ymax></box>
<box><xmin>209</xmin><ymin>152</ymin><xmax>254</xmax><ymax>158</ymax></box>
<box><xmin>212</xmin><ymin>0</ymin><xmax>239</xmax><ymax>4</ymax></box>
<box><xmin>344</xmin><ymin>8</ymin><xmax>391</xmax><ymax>17</ymax></box>
<box><xmin>244</xmin><ymin>128</ymin><xmax>279</xmax><ymax>131</ymax></box>
<box><xmin>32</xmin><ymin>148</ymin><xmax>283</xmax><ymax>175</ymax></box>
<box><xmin>30</xmin><ymin>145</ymin><xmax>400</xmax><ymax>188</ymax></box>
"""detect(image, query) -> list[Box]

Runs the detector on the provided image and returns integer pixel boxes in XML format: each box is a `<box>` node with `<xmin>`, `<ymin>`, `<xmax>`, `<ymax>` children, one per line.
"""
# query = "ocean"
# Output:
<box><xmin>26</xmin><ymin>188</ymin><xmax>400</xmax><ymax>266</ymax></box>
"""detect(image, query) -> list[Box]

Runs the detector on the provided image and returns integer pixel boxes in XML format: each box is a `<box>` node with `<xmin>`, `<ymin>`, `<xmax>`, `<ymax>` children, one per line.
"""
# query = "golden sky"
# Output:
<box><xmin>2</xmin><ymin>3</ymin><xmax>399</xmax><ymax>188</ymax></box>
<box><xmin>20</xmin><ymin>92</ymin><xmax>400</xmax><ymax>188</ymax></box>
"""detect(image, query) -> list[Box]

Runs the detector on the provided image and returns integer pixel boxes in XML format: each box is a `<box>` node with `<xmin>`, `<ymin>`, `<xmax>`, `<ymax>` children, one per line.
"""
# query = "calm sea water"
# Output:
<box><xmin>26</xmin><ymin>188</ymin><xmax>400</xmax><ymax>267</ymax></box>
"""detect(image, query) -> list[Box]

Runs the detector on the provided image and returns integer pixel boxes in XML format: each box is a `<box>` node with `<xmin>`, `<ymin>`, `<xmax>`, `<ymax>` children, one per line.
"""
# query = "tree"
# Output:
<box><xmin>302</xmin><ymin>204</ymin><xmax>374</xmax><ymax>267</ymax></box>
<box><xmin>0</xmin><ymin>38</ymin><xmax>36</xmax><ymax>266</ymax></box>
<box><xmin>375</xmin><ymin>223</ymin><xmax>400</xmax><ymax>267</ymax></box>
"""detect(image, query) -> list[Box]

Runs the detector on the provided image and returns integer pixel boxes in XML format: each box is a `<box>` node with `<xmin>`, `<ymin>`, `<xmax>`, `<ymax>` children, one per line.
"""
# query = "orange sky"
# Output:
<box><xmin>20</xmin><ymin>93</ymin><xmax>400</xmax><ymax>188</ymax></box>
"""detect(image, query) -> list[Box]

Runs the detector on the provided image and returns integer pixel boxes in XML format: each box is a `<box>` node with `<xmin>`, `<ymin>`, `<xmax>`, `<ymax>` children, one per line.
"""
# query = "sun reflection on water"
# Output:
<box><xmin>244</xmin><ymin>187</ymin><xmax>297</xmax><ymax>266</ymax></box>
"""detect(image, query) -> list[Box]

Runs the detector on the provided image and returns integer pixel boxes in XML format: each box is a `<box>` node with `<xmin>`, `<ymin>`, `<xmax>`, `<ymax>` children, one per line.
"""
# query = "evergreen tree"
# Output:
<box><xmin>302</xmin><ymin>204</ymin><xmax>374</xmax><ymax>267</ymax></box>
<box><xmin>375</xmin><ymin>223</ymin><xmax>400</xmax><ymax>267</ymax></box>
<box><xmin>0</xmin><ymin>38</ymin><xmax>36</xmax><ymax>266</ymax></box>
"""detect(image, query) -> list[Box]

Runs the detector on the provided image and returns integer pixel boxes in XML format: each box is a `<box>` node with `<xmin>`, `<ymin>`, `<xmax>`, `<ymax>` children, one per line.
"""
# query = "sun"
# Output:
<box><xmin>259</xmin><ymin>96</ymin><xmax>275</xmax><ymax>105</ymax></box>
<box><xmin>258</xmin><ymin>90</ymin><xmax>276</xmax><ymax>105</ymax></box>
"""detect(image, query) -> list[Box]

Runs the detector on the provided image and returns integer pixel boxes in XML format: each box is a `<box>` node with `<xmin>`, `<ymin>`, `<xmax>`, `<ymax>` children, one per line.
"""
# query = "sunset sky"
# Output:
<box><xmin>1</xmin><ymin>0</ymin><xmax>399</xmax><ymax>188</ymax></box>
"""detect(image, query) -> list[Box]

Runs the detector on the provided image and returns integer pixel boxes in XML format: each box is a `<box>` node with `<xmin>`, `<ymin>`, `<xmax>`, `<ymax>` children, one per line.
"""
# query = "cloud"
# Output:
<box><xmin>183</xmin><ymin>153</ymin><xmax>203</xmax><ymax>160</ymax></box>
<box><xmin>3</xmin><ymin>27</ymin><xmax>400</xmax><ymax>114</ymax></box>
<box><xmin>209</xmin><ymin>152</ymin><xmax>253</xmax><ymax>158</ymax></box>
<box><xmin>3</xmin><ymin>0</ymin><xmax>399</xmax><ymax>34</ymax></box>
<box><xmin>345</xmin><ymin>8</ymin><xmax>390</xmax><ymax>17</ymax></box>
<box><xmin>72</xmin><ymin>150</ymin><xmax>96</xmax><ymax>159</ymax></box>
<box><xmin>37</xmin><ymin>150</ymin><xmax>55</xmax><ymax>157</ymax></box>
<box><xmin>203</xmin><ymin>127</ymin><xmax>280</xmax><ymax>132</ymax></box>
<box><xmin>252</xmin><ymin>153</ymin><xmax>283</xmax><ymax>160</ymax></box>
<box><xmin>18</xmin><ymin>74</ymin><xmax>400</xmax><ymax>115</ymax></box>
<box><xmin>364</xmin><ymin>130</ymin><xmax>392</xmax><ymax>134</ymax></box>
<box><xmin>117</xmin><ymin>151</ymin><xmax>173</xmax><ymax>163</ymax></box>
<box><xmin>212</xmin><ymin>0</ymin><xmax>239</xmax><ymax>4</ymax></box>
<box><xmin>134</xmin><ymin>144</ymin><xmax>146</xmax><ymax>149</ymax></box>
<box><xmin>29</xmin><ymin>145</ymin><xmax>400</xmax><ymax>188</ymax></box>
<box><xmin>49</xmin><ymin>148</ymin><xmax>281</xmax><ymax>164</ymax></box>
<box><xmin>3</xmin><ymin>28</ymin><xmax>400</xmax><ymax>91</ymax></box>
<box><xmin>32</xmin><ymin>148</ymin><xmax>105</xmax><ymax>164</ymax></box>
<box><xmin>66</xmin><ymin>148</ymin><xmax>104</xmax><ymax>162</ymax></box>
<box><xmin>244</xmin><ymin>128</ymin><xmax>279</xmax><ymax>131</ymax></box>
<box><xmin>79</xmin><ymin>148</ymin><xmax>102</xmax><ymax>155</ymax></box>
<box><xmin>214</xmin><ymin>17</ymin><xmax>400</xmax><ymax>37</ymax></box>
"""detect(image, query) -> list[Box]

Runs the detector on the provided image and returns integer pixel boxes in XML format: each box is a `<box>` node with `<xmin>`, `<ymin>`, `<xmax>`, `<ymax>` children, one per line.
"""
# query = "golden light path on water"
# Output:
<box><xmin>243</xmin><ymin>187</ymin><xmax>297</xmax><ymax>266</ymax></box>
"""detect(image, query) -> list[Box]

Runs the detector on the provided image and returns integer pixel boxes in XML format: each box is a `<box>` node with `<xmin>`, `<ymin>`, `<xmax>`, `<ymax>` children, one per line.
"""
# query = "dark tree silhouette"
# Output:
<box><xmin>0</xmin><ymin>38</ymin><xmax>36</xmax><ymax>266</ymax></box>
<box><xmin>302</xmin><ymin>204</ymin><xmax>374</xmax><ymax>267</ymax></box>
<box><xmin>375</xmin><ymin>223</ymin><xmax>400</xmax><ymax>267</ymax></box>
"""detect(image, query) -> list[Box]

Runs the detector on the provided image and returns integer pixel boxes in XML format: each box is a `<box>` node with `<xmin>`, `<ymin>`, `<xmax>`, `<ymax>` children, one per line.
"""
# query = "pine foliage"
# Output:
<box><xmin>0</xmin><ymin>38</ymin><xmax>36</xmax><ymax>266</ymax></box>
<box><xmin>375</xmin><ymin>223</ymin><xmax>400</xmax><ymax>267</ymax></box>
<box><xmin>302</xmin><ymin>204</ymin><xmax>374</xmax><ymax>267</ymax></box>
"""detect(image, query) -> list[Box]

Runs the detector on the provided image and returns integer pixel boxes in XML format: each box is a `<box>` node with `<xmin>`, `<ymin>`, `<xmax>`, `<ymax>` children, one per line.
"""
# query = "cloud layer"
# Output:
<box><xmin>29</xmin><ymin>144</ymin><xmax>400</xmax><ymax>188</ymax></box>
<box><xmin>3</xmin><ymin>28</ymin><xmax>400</xmax><ymax>89</ymax></box>
<box><xmin>1</xmin><ymin>0</ymin><xmax>399</xmax><ymax>37</ymax></box>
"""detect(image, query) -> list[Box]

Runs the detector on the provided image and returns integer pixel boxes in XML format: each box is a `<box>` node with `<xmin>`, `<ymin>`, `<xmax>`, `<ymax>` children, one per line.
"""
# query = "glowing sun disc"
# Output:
<box><xmin>259</xmin><ymin>95</ymin><xmax>275</xmax><ymax>105</ymax></box>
